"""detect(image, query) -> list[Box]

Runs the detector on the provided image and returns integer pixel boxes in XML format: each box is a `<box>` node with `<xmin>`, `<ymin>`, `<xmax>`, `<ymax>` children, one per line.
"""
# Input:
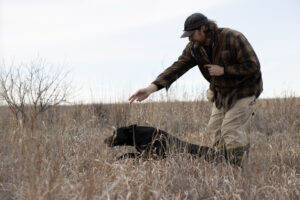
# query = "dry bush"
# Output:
<box><xmin>0</xmin><ymin>59</ymin><xmax>70</xmax><ymax>130</ymax></box>
<box><xmin>0</xmin><ymin>95</ymin><xmax>299</xmax><ymax>199</ymax></box>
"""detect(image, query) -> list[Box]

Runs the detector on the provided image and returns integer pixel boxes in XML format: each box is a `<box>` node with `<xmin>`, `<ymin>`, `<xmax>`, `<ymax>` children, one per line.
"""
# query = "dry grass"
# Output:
<box><xmin>0</xmin><ymin>96</ymin><xmax>299</xmax><ymax>199</ymax></box>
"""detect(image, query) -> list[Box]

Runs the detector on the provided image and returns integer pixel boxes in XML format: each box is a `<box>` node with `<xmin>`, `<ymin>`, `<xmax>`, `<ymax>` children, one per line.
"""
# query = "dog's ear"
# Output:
<box><xmin>111</xmin><ymin>126</ymin><xmax>116</xmax><ymax>131</ymax></box>
<box><xmin>112</xmin><ymin>129</ymin><xmax>117</xmax><ymax>140</ymax></box>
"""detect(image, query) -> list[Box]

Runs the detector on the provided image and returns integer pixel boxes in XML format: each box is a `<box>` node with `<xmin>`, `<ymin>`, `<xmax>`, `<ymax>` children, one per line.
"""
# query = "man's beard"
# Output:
<box><xmin>193</xmin><ymin>37</ymin><xmax>211</xmax><ymax>49</ymax></box>
<box><xmin>193</xmin><ymin>41</ymin><xmax>206</xmax><ymax>49</ymax></box>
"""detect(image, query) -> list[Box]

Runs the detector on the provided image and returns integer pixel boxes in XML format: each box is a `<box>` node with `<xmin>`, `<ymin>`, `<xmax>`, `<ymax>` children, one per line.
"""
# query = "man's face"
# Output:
<box><xmin>189</xmin><ymin>26</ymin><xmax>210</xmax><ymax>46</ymax></box>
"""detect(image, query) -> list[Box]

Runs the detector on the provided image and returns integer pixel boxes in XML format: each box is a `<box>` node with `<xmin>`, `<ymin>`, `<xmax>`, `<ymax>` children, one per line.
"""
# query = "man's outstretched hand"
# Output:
<box><xmin>129</xmin><ymin>88</ymin><xmax>150</xmax><ymax>104</ymax></box>
<box><xmin>129</xmin><ymin>84</ymin><xmax>158</xmax><ymax>104</ymax></box>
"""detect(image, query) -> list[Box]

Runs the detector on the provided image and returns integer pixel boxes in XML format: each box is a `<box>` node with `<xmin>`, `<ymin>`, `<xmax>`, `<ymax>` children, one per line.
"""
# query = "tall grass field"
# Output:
<box><xmin>0</xmin><ymin>96</ymin><xmax>299</xmax><ymax>199</ymax></box>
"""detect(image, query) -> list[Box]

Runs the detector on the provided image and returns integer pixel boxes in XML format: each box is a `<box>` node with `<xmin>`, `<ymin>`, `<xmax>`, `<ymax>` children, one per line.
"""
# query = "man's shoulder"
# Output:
<box><xmin>218</xmin><ymin>27</ymin><xmax>244</xmax><ymax>38</ymax></box>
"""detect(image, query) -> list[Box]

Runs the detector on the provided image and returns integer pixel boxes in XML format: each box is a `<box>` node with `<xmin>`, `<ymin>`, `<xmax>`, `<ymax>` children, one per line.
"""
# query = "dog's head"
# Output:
<box><xmin>104</xmin><ymin>125</ymin><xmax>136</xmax><ymax>147</ymax></box>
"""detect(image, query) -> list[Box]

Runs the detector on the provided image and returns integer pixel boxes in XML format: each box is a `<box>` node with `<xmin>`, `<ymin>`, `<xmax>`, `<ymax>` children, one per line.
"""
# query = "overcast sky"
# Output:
<box><xmin>1</xmin><ymin>0</ymin><xmax>300</xmax><ymax>103</ymax></box>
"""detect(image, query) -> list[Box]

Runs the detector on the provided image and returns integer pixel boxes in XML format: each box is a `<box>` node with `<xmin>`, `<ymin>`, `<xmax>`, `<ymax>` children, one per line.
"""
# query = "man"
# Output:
<box><xmin>129</xmin><ymin>13</ymin><xmax>263</xmax><ymax>166</ymax></box>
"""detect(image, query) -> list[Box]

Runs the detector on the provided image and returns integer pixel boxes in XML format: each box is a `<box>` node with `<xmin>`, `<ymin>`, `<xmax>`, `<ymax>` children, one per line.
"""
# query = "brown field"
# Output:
<box><xmin>0</xmin><ymin>97</ymin><xmax>299</xmax><ymax>199</ymax></box>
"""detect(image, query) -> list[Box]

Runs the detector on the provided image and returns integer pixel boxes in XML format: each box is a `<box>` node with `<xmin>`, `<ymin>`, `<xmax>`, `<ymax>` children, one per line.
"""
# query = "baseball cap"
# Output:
<box><xmin>181</xmin><ymin>13</ymin><xmax>208</xmax><ymax>38</ymax></box>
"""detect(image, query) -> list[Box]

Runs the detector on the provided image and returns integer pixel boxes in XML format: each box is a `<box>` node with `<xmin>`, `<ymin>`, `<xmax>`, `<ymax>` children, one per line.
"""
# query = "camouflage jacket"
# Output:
<box><xmin>152</xmin><ymin>28</ymin><xmax>263</xmax><ymax>110</ymax></box>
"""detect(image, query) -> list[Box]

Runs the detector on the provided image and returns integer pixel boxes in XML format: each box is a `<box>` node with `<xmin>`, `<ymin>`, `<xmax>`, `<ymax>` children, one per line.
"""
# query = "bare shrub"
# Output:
<box><xmin>0</xmin><ymin>59</ymin><xmax>70</xmax><ymax>129</ymax></box>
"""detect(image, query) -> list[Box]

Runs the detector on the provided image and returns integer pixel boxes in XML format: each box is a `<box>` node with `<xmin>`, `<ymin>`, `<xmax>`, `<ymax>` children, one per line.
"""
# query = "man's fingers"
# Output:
<box><xmin>129</xmin><ymin>88</ymin><xmax>149</xmax><ymax>104</ymax></box>
<box><xmin>128</xmin><ymin>95</ymin><xmax>135</xmax><ymax>101</ymax></box>
<box><xmin>129</xmin><ymin>92</ymin><xmax>144</xmax><ymax>104</ymax></box>
<box><xmin>129</xmin><ymin>90</ymin><xmax>140</xmax><ymax>101</ymax></box>
<box><xmin>129</xmin><ymin>96</ymin><xmax>137</xmax><ymax>104</ymax></box>
<box><xmin>129</xmin><ymin>92</ymin><xmax>138</xmax><ymax>103</ymax></box>
<box><xmin>204</xmin><ymin>64</ymin><xmax>212</xmax><ymax>68</ymax></box>
<box><xmin>208</xmin><ymin>69</ymin><xmax>214</xmax><ymax>76</ymax></box>
<box><xmin>129</xmin><ymin>93</ymin><xmax>137</xmax><ymax>100</ymax></box>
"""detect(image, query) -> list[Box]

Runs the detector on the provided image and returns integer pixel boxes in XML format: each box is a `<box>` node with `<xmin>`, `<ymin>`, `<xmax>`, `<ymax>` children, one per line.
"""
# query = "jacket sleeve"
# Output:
<box><xmin>224</xmin><ymin>33</ymin><xmax>260</xmax><ymax>77</ymax></box>
<box><xmin>152</xmin><ymin>43</ymin><xmax>197</xmax><ymax>91</ymax></box>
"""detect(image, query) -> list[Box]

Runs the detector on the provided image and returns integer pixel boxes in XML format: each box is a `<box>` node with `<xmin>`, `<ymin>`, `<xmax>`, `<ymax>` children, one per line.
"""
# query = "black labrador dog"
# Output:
<box><xmin>104</xmin><ymin>124</ymin><xmax>216</xmax><ymax>160</ymax></box>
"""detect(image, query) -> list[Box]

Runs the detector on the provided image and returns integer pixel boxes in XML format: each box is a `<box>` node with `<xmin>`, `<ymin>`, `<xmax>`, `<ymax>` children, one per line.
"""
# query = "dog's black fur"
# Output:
<box><xmin>104</xmin><ymin>124</ymin><xmax>216</xmax><ymax>160</ymax></box>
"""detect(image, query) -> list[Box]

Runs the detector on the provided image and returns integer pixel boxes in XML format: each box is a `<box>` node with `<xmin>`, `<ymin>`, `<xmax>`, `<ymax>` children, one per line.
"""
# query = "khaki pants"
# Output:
<box><xmin>207</xmin><ymin>96</ymin><xmax>256</xmax><ymax>148</ymax></box>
